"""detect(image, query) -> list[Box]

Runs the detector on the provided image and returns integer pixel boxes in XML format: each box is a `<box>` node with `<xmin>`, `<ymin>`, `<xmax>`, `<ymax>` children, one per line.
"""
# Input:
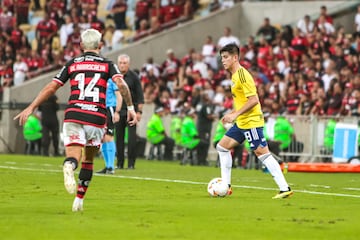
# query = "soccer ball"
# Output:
<box><xmin>207</xmin><ymin>177</ymin><xmax>229</xmax><ymax>197</ymax></box>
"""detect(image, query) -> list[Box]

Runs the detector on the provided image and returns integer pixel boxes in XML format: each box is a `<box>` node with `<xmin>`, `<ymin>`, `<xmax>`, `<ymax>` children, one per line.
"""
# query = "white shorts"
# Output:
<box><xmin>62</xmin><ymin>122</ymin><xmax>105</xmax><ymax>147</ymax></box>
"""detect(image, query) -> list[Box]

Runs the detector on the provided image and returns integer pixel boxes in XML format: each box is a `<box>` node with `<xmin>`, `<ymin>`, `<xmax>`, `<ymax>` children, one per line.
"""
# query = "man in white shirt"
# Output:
<box><xmin>217</xmin><ymin>26</ymin><xmax>240</xmax><ymax>48</ymax></box>
<box><xmin>13</xmin><ymin>53</ymin><xmax>28</xmax><ymax>86</ymax></box>
<box><xmin>297</xmin><ymin>15</ymin><xmax>314</xmax><ymax>36</ymax></box>
<box><xmin>355</xmin><ymin>5</ymin><xmax>360</xmax><ymax>32</ymax></box>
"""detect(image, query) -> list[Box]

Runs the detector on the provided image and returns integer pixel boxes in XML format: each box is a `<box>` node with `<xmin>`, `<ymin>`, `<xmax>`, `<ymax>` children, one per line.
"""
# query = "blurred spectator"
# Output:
<box><xmin>180</xmin><ymin>107</ymin><xmax>209</xmax><ymax>165</ymax></box>
<box><xmin>321</xmin><ymin>59</ymin><xmax>338</xmax><ymax>92</ymax></box>
<box><xmin>161</xmin><ymin>48</ymin><xmax>182</xmax><ymax>90</ymax></box>
<box><xmin>9</xmin><ymin>22</ymin><xmax>23</xmax><ymax>50</ymax></box>
<box><xmin>13</xmin><ymin>53</ymin><xmax>28</xmax><ymax>86</ymax></box>
<box><xmin>355</xmin><ymin>5</ymin><xmax>360</xmax><ymax>32</ymax></box>
<box><xmin>257</xmin><ymin>17</ymin><xmax>278</xmax><ymax>44</ymax></box>
<box><xmin>59</xmin><ymin>14</ymin><xmax>74</xmax><ymax>49</ymax></box>
<box><xmin>135</xmin><ymin>0</ymin><xmax>152</xmax><ymax>30</ymax></box>
<box><xmin>66</xmin><ymin>24</ymin><xmax>81</xmax><ymax>52</ymax></box>
<box><xmin>134</xmin><ymin>19</ymin><xmax>150</xmax><ymax>41</ymax></box>
<box><xmin>202</xmin><ymin>35</ymin><xmax>218</xmax><ymax>70</ymax></box>
<box><xmin>81</xmin><ymin>0</ymin><xmax>99</xmax><ymax>17</ymax></box>
<box><xmin>15</xmin><ymin>0</ymin><xmax>30</xmax><ymax>25</ymax></box>
<box><xmin>46</xmin><ymin>0</ymin><xmax>66</xmax><ymax>26</ymax></box>
<box><xmin>326</xmin><ymin>81</ymin><xmax>343</xmax><ymax>115</ymax></box>
<box><xmin>274</xmin><ymin>115</ymin><xmax>303</xmax><ymax>162</ymax></box>
<box><xmin>0</xmin><ymin>5</ymin><xmax>14</xmax><ymax>32</ymax></box>
<box><xmin>284</xmin><ymin>85</ymin><xmax>300</xmax><ymax>115</ymax></box>
<box><xmin>35</xmin><ymin>12</ymin><xmax>58</xmax><ymax>52</ymax></box>
<box><xmin>26</xmin><ymin>49</ymin><xmax>45</xmax><ymax>72</ymax></box>
<box><xmin>146</xmin><ymin>106</ymin><xmax>175</xmax><ymax>160</ymax></box>
<box><xmin>196</xmin><ymin>92</ymin><xmax>216</xmax><ymax>165</ymax></box>
<box><xmin>23</xmin><ymin>113</ymin><xmax>42</xmax><ymax>155</ymax></box>
<box><xmin>149</xmin><ymin>16</ymin><xmax>162</xmax><ymax>34</ymax></box>
<box><xmin>296</xmin><ymin>90</ymin><xmax>312</xmax><ymax>115</ymax></box>
<box><xmin>111</xmin><ymin>0</ymin><xmax>128</xmax><ymax>30</ymax></box>
<box><xmin>317</xmin><ymin>5</ymin><xmax>333</xmax><ymax>24</ymax></box>
<box><xmin>62</xmin><ymin>41</ymin><xmax>76</xmax><ymax>62</ymax></box>
<box><xmin>317</xmin><ymin>15</ymin><xmax>335</xmax><ymax>35</ymax></box>
<box><xmin>297</xmin><ymin>15</ymin><xmax>314</xmax><ymax>36</ymax></box>
<box><xmin>310</xmin><ymin>97</ymin><xmax>326</xmax><ymax>115</ymax></box>
<box><xmin>290</xmin><ymin>28</ymin><xmax>309</xmax><ymax>58</ymax></box>
<box><xmin>217</xmin><ymin>26</ymin><xmax>240</xmax><ymax>48</ymax></box>
<box><xmin>1</xmin><ymin>58</ymin><xmax>14</xmax><ymax>88</ymax></box>
<box><xmin>192</xmin><ymin>52</ymin><xmax>208</xmax><ymax>79</ymax></box>
<box><xmin>348</xmin><ymin>88</ymin><xmax>360</xmax><ymax>116</ymax></box>
<box><xmin>89</xmin><ymin>14</ymin><xmax>105</xmax><ymax>34</ymax></box>
<box><xmin>38</xmin><ymin>94</ymin><xmax>60</xmax><ymax>156</ymax></box>
<box><xmin>103</xmin><ymin>25</ymin><xmax>124</xmax><ymax>50</ymax></box>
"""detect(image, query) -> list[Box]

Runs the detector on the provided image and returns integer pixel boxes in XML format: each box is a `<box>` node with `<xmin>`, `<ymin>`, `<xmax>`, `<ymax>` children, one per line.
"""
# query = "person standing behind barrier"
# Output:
<box><xmin>217</xmin><ymin>43</ymin><xmax>292</xmax><ymax>198</ymax></box>
<box><xmin>146</xmin><ymin>106</ymin><xmax>175</xmax><ymax>160</ymax></box>
<box><xmin>196</xmin><ymin>92</ymin><xmax>216</xmax><ymax>165</ymax></box>
<box><xmin>115</xmin><ymin>54</ymin><xmax>144</xmax><ymax>169</ymax></box>
<box><xmin>181</xmin><ymin>108</ymin><xmax>208</xmax><ymax>165</ymax></box>
<box><xmin>322</xmin><ymin>118</ymin><xmax>336</xmax><ymax>162</ymax></box>
<box><xmin>23</xmin><ymin>113</ymin><xmax>42</xmax><ymax>155</ymax></box>
<box><xmin>274</xmin><ymin>115</ymin><xmax>303</xmax><ymax>162</ymax></box>
<box><xmin>96</xmin><ymin>79</ymin><xmax>123</xmax><ymax>174</ymax></box>
<box><xmin>170</xmin><ymin>111</ymin><xmax>183</xmax><ymax>160</ymax></box>
<box><xmin>38</xmin><ymin>94</ymin><xmax>60</xmax><ymax>156</ymax></box>
<box><xmin>14</xmin><ymin>29</ymin><xmax>137</xmax><ymax>212</ymax></box>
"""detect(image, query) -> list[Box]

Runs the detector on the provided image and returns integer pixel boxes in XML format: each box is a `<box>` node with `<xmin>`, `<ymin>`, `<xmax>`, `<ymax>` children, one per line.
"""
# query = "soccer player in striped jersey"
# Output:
<box><xmin>14</xmin><ymin>28</ymin><xmax>137</xmax><ymax>211</ymax></box>
<box><xmin>217</xmin><ymin>43</ymin><xmax>293</xmax><ymax>199</ymax></box>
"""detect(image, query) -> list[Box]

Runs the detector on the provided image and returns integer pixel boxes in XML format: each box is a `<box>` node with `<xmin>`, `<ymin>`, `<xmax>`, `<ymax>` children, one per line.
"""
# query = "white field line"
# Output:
<box><xmin>1</xmin><ymin>165</ymin><xmax>360</xmax><ymax>199</ymax></box>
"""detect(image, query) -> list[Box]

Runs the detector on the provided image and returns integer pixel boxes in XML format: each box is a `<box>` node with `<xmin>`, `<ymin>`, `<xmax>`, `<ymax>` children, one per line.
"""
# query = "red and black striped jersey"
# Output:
<box><xmin>53</xmin><ymin>52</ymin><xmax>122</xmax><ymax>127</ymax></box>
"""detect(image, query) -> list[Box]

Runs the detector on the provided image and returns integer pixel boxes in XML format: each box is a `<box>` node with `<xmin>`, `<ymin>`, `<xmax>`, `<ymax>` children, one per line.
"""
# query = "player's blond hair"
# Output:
<box><xmin>81</xmin><ymin>29</ymin><xmax>102</xmax><ymax>50</ymax></box>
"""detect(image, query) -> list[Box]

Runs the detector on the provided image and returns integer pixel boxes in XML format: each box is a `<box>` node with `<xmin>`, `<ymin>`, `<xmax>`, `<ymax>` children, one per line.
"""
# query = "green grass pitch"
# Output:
<box><xmin>0</xmin><ymin>154</ymin><xmax>359</xmax><ymax>240</ymax></box>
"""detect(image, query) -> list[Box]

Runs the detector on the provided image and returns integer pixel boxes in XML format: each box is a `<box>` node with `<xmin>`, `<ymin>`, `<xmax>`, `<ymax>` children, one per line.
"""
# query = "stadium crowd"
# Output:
<box><xmin>0</xmin><ymin>0</ymin><xmax>214</xmax><ymax>99</ymax></box>
<box><xmin>2</xmin><ymin>1</ymin><xmax>360</xmax><ymax>161</ymax></box>
<box><xmin>1</xmin><ymin>2</ymin><xmax>359</xmax><ymax>117</ymax></box>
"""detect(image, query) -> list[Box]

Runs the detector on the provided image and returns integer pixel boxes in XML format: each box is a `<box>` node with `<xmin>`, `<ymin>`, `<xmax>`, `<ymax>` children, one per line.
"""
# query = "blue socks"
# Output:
<box><xmin>101</xmin><ymin>141</ymin><xmax>116</xmax><ymax>169</ymax></box>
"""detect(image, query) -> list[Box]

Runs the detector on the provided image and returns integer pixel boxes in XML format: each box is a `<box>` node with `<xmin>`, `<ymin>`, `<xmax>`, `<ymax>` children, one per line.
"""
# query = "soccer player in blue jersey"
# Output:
<box><xmin>97</xmin><ymin>79</ymin><xmax>122</xmax><ymax>174</ymax></box>
<box><xmin>218</xmin><ymin>43</ymin><xmax>293</xmax><ymax>199</ymax></box>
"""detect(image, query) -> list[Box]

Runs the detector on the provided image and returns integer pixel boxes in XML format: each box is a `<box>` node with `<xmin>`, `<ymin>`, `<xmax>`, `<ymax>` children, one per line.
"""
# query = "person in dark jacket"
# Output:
<box><xmin>115</xmin><ymin>54</ymin><xmax>144</xmax><ymax>169</ymax></box>
<box><xmin>38</xmin><ymin>94</ymin><xmax>60</xmax><ymax>156</ymax></box>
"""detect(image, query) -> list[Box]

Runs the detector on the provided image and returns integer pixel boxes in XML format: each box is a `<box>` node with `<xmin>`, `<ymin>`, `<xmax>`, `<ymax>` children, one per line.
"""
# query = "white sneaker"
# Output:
<box><xmin>63</xmin><ymin>162</ymin><xmax>76</xmax><ymax>194</ymax></box>
<box><xmin>72</xmin><ymin>197</ymin><xmax>83</xmax><ymax>212</ymax></box>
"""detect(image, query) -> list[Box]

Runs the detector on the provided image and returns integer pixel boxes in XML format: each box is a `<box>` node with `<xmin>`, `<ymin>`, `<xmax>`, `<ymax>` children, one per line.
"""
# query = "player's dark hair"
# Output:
<box><xmin>219</xmin><ymin>43</ymin><xmax>240</xmax><ymax>56</ymax></box>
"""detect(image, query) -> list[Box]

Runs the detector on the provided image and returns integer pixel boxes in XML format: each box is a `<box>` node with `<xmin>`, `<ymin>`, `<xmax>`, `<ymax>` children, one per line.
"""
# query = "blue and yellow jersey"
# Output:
<box><xmin>231</xmin><ymin>66</ymin><xmax>264</xmax><ymax>129</ymax></box>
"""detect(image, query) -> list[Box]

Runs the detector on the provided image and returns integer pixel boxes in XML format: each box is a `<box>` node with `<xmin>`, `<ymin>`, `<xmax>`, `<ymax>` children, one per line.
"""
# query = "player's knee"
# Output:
<box><xmin>216</xmin><ymin>143</ymin><xmax>229</xmax><ymax>153</ymax></box>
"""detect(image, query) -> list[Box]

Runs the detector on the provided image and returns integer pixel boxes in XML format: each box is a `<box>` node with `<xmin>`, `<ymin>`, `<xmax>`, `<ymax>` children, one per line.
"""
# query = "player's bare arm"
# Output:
<box><xmin>222</xmin><ymin>95</ymin><xmax>259</xmax><ymax>123</ymax></box>
<box><xmin>113</xmin><ymin>76</ymin><xmax>133</xmax><ymax>106</ymax></box>
<box><xmin>113</xmin><ymin>76</ymin><xmax>137</xmax><ymax>125</ymax></box>
<box><xmin>14</xmin><ymin>81</ymin><xmax>60</xmax><ymax>125</ymax></box>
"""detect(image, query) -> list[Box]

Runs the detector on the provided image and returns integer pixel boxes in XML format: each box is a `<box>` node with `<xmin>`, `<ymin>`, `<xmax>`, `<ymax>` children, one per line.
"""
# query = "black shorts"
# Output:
<box><xmin>106</xmin><ymin>106</ymin><xmax>116</xmax><ymax>136</ymax></box>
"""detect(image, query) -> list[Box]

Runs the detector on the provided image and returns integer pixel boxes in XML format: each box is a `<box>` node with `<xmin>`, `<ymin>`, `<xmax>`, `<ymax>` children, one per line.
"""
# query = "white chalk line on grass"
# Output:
<box><xmin>1</xmin><ymin>165</ymin><xmax>360</xmax><ymax>199</ymax></box>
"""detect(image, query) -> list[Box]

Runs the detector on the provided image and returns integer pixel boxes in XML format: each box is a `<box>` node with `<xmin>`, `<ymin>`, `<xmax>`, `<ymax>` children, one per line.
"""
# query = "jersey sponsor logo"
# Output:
<box><xmin>85</xmin><ymin>56</ymin><xmax>104</xmax><ymax>61</ymax></box>
<box><xmin>74</xmin><ymin>103</ymin><xmax>98</xmax><ymax>111</ymax></box>
<box><xmin>74</xmin><ymin>56</ymin><xmax>85</xmax><ymax>62</ymax></box>
<box><xmin>69</xmin><ymin>134</ymin><xmax>80</xmax><ymax>141</ymax></box>
<box><xmin>69</xmin><ymin>63</ymin><xmax>108</xmax><ymax>73</ymax></box>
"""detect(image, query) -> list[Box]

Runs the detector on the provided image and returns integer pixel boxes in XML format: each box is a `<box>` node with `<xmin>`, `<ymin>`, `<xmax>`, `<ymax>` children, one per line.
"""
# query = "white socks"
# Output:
<box><xmin>259</xmin><ymin>153</ymin><xmax>289</xmax><ymax>191</ymax></box>
<box><xmin>216</xmin><ymin>144</ymin><xmax>233</xmax><ymax>186</ymax></box>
